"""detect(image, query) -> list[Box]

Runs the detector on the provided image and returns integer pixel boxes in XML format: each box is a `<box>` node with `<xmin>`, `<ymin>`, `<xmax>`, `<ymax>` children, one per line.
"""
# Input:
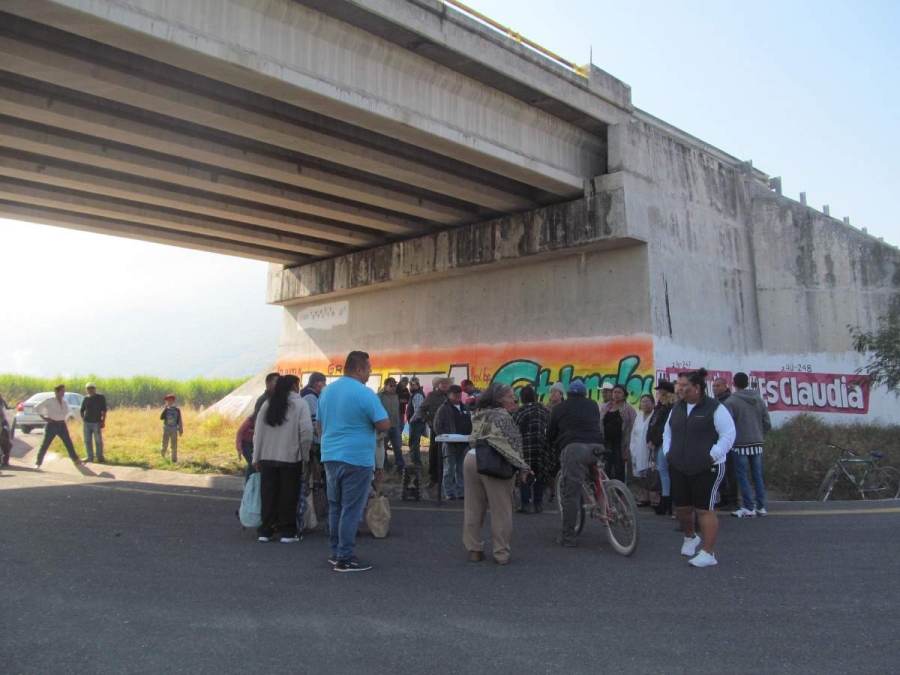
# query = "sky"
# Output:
<box><xmin>1</xmin><ymin>0</ymin><xmax>897</xmax><ymax>379</ymax></box>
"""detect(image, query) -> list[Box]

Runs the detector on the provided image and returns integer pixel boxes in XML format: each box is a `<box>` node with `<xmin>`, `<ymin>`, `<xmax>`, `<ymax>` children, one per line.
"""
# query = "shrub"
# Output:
<box><xmin>764</xmin><ymin>414</ymin><xmax>900</xmax><ymax>500</ymax></box>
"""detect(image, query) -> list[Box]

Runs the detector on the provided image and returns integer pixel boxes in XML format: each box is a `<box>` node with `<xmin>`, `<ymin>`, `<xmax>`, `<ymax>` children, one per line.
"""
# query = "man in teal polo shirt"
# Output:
<box><xmin>317</xmin><ymin>351</ymin><xmax>389</xmax><ymax>572</ymax></box>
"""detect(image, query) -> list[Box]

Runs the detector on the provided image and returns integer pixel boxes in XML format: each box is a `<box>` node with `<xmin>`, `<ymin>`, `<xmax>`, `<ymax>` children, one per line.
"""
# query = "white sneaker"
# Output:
<box><xmin>280</xmin><ymin>536</ymin><xmax>301</xmax><ymax>543</ymax></box>
<box><xmin>756</xmin><ymin>508</ymin><xmax>767</xmax><ymax>516</ymax></box>
<box><xmin>689</xmin><ymin>551</ymin><xmax>718</xmax><ymax>567</ymax></box>
<box><xmin>732</xmin><ymin>508</ymin><xmax>756</xmax><ymax>518</ymax></box>
<box><xmin>680</xmin><ymin>535</ymin><xmax>701</xmax><ymax>556</ymax></box>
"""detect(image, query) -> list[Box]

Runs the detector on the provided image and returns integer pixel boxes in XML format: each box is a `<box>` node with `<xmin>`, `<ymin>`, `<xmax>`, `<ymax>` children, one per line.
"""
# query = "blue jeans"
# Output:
<box><xmin>408</xmin><ymin>420</ymin><xmax>426</xmax><ymax>466</ymax></box>
<box><xmin>83</xmin><ymin>422</ymin><xmax>104</xmax><ymax>461</ymax></box>
<box><xmin>657</xmin><ymin>447</ymin><xmax>671</xmax><ymax>497</ymax></box>
<box><xmin>37</xmin><ymin>421</ymin><xmax>78</xmax><ymax>465</ymax></box>
<box><xmin>384</xmin><ymin>426</ymin><xmax>405</xmax><ymax>473</ymax></box>
<box><xmin>240</xmin><ymin>440</ymin><xmax>255</xmax><ymax>481</ymax></box>
<box><xmin>325</xmin><ymin>461</ymin><xmax>373</xmax><ymax>561</ymax></box>
<box><xmin>519</xmin><ymin>478</ymin><xmax>544</xmax><ymax>506</ymax></box>
<box><xmin>442</xmin><ymin>443</ymin><xmax>466</xmax><ymax>498</ymax></box>
<box><xmin>735</xmin><ymin>453</ymin><xmax>766</xmax><ymax>510</ymax></box>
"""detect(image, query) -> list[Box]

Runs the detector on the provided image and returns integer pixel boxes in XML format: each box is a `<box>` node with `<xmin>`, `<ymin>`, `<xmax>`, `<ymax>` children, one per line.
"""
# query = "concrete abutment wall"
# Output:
<box><xmin>263</xmin><ymin>114</ymin><xmax>899</xmax><ymax>424</ymax></box>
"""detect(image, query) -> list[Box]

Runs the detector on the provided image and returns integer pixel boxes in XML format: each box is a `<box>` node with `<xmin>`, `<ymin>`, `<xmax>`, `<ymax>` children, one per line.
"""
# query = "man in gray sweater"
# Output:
<box><xmin>724</xmin><ymin>372</ymin><xmax>772</xmax><ymax>518</ymax></box>
<box><xmin>377</xmin><ymin>377</ymin><xmax>404</xmax><ymax>475</ymax></box>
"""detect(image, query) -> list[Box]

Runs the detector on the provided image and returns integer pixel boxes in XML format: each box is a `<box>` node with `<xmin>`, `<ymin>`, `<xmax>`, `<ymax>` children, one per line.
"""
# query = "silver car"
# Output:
<box><xmin>15</xmin><ymin>392</ymin><xmax>84</xmax><ymax>434</ymax></box>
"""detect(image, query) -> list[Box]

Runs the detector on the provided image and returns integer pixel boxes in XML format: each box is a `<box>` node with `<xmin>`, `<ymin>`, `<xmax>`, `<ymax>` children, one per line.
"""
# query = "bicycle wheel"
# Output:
<box><xmin>556</xmin><ymin>471</ymin><xmax>585</xmax><ymax>534</ymax></box>
<box><xmin>817</xmin><ymin>467</ymin><xmax>838</xmax><ymax>502</ymax></box>
<box><xmin>602</xmin><ymin>479</ymin><xmax>639</xmax><ymax>556</ymax></box>
<box><xmin>864</xmin><ymin>466</ymin><xmax>900</xmax><ymax>500</ymax></box>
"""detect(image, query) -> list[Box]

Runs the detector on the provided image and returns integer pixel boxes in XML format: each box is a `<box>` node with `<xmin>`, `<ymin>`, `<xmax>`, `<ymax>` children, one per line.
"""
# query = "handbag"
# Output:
<box><xmin>643</xmin><ymin>463</ymin><xmax>662</xmax><ymax>492</ymax></box>
<box><xmin>364</xmin><ymin>489</ymin><xmax>391</xmax><ymax>538</ymax></box>
<box><xmin>475</xmin><ymin>439</ymin><xmax>516</xmax><ymax>479</ymax></box>
<box><xmin>312</xmin><ymin>479</ymin><xmax>329</xmax><ymax>519</ymax></box>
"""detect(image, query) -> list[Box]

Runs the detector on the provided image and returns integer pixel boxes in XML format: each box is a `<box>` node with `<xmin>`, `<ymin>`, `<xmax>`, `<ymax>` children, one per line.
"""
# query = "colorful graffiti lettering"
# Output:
<box><xmin>276</xmin><ymin>336</ymin><xmax>655</xmax><ymax>403</ymax></box>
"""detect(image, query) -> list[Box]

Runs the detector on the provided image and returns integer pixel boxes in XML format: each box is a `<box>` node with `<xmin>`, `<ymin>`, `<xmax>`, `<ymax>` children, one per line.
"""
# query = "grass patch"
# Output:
<box><xmin>64</xmin><ymin>407</ymin><xmax>244</xmax><ymax>476</ymax></box>
<box><xmin>765</xmin><ymin>414</ymin><xmax>900</xmax><ymax>500</ymax></box>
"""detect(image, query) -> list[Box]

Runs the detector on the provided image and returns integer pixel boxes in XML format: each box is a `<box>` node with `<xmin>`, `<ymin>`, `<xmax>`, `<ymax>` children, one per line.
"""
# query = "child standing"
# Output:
<box><xmin>160</xmin><ymin>394</ymin><xmax>183</xmax><ymax>462</ymax></box>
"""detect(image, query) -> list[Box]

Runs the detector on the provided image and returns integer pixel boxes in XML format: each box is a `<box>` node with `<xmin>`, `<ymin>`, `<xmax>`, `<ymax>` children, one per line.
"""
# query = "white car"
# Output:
<box><xmin>15</xmin><ymin>392</ymin><xmax>84</xmax><ymax>434</ymax></box>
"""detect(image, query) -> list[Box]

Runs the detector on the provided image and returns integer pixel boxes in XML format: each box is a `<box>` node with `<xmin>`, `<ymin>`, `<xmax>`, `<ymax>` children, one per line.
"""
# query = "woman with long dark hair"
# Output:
<box><xmin>252</xmin><ymin>374</ymin><xmax>313</xmax><ymax>542</ymax></box>
<box><xmin>598</xmin><ymin>384</ymin><xmax>637</xmax><ymax>482</ymax></box>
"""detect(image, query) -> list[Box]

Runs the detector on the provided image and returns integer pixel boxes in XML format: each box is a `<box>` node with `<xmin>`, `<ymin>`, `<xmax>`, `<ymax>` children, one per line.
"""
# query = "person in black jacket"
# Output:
<box><xmin>546</xmin><ymin>380</ymin><xmax>605</xmax><ymax>547</ymax></box>
<box><xmin>419</xmin><ymin>376</ymin><xmax>451</xmax><ymax>488</ymax></box>
<box><xmin>647</xmin><ymin>380</ymin><xmax>677</xmax><ymax>515</ymax></box>
<box><xmin>662</xmin><ymin>369</ymin><xmax>736</xmax><ymax>568</ymax></box>
<box><xmin>433</xmin><ymin>385</ymin><xmax>473</xmax><ymax>500</ymax></box>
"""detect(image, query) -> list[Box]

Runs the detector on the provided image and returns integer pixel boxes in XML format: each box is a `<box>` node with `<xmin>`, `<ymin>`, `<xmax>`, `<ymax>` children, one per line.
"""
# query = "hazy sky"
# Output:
<box><xmin>1</xmin><ymin>0</ymin><xmax>897</xmax><ymax>379</ymax></box>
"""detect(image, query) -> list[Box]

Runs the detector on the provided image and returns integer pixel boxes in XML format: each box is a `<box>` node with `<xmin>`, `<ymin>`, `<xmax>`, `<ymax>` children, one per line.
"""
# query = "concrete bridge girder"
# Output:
<box><xmin>0</xmin><ymin>119</ymin><xmax>421</xmax><ymax>243</ymax></box>
<box><xmin>0</xmin><ymin>200</ymin><xmax>303</xmax><ymax>264</ymax></box>
<box><xmin>0</xmin><ymin>151</ymin><xmax>357</xmax><ymax>257</ymax></box>
<box><xmin>0</xmin><ymin>31</ymin><xmax>574</xmax><ymax>210</ymax></box>
<box><xmin>1</xmin><ymin>0</ymin><xmax>606</xmax><ymax>194</ymax></box>
<box><xmin>0</xmin><ymin>179</ymin><xmax>326</xmax><ymax>257</ymax></box>
<box><xmin>0</xmin><ymin>81</ymin><xmax>477</xmax><ymax>226</ymax></box>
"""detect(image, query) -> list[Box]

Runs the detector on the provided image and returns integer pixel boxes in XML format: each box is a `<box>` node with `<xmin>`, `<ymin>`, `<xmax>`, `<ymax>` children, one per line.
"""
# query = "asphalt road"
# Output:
<box><xmin>1</xmin><ymin>467</ymin><xmax>898</xmax><ymax>675</ymax></box>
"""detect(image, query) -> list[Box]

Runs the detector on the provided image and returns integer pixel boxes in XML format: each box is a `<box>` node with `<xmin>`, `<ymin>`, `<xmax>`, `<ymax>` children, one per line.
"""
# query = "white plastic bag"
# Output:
<box><xmin>239</xmin><ymin>472</ymin><xmax>262</xmax><ymax>529</ymax></box>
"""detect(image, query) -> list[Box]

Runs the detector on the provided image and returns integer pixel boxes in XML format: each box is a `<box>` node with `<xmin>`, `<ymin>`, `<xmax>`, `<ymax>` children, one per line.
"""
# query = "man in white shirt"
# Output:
<box><xmin>35</xmin><ymin>384</ymin><xmax>83</xmax><ymax>468</ymax></box>
<box><xmin>662</xmin><ymin>368</ymin><xmax>735</xmax><ymax>567</ymax></box>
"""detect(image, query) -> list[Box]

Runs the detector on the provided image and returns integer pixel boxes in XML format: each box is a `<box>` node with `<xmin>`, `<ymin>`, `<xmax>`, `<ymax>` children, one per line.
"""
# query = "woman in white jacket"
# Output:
<box><xmin>630</xmin><ymin>394</ymin><xmax>655</xmax><ymax>506</ymax></box>
<box><xmin>252</xmin><ymin>374</ymin><xmax>313</xmax><ymax>542</ymax></box>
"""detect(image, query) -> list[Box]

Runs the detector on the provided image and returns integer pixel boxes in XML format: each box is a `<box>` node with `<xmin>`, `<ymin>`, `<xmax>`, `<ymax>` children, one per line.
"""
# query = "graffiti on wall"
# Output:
<box><xmin>277</xmin><ymin>336</ymin><xmax>655</xmax><ymax>403</ymax></box>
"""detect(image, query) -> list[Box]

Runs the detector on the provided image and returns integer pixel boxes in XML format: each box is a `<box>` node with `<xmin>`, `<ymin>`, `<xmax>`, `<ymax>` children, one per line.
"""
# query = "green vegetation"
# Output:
<box><xmin>764</xmin><ymin>414</ymin><xmax>899</xmax><ymax>500</ymax></box>
<box><xmin>60</xmin><ymin>407</ymin><xmax>245</xmax><ymax>476</ymax></box>
<box><xmin>850</xmin><ymin>294</ymin><xmax>900</xmax><ymax>396</ymax></box>
<box><xmin>0</xmin><ymin>374</ymin><xmax>247</xmax><ymax>408</ymax></box>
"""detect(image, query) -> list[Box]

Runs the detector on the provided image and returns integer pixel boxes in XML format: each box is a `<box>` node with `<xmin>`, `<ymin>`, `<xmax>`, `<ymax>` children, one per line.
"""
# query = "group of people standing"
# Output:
<box><xmin>235</xmin><ymin>354</ymin><xmax>772</xmax><ymax>572</ymax></box>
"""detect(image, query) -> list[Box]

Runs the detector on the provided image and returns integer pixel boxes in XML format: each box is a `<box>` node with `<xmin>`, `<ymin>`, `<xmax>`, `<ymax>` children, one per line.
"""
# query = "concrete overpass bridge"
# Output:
<box><xmin>3</xmin><ymin>0</ymin><xmax>898</xmax><ymax>423</ymax></box>
<box><xmin>0</xmin><ymin>0</ymin><xmax>631</xmax><ymax>263</ymax></box>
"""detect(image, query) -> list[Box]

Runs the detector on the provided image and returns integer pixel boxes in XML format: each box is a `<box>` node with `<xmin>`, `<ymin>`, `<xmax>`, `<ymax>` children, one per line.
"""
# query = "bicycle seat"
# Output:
<box><xmin>871</xmin><ymin>451</ymin><xmax>884</xmax><ymax>459</ymax></box>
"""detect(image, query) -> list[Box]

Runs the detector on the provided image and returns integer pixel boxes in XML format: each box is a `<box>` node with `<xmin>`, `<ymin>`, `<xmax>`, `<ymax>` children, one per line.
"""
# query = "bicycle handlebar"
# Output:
<box><xmin>825</xmin><ymin>443</ymin><xmax>858</xmax><ymax>457</ymax></box>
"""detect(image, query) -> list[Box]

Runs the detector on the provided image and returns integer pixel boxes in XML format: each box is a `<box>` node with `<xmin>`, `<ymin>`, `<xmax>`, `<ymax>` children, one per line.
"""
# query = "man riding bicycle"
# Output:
<box><xmin>546</xmin><ymin>380</ymin><xmax>606</xmax><ymax>547</ymax></box>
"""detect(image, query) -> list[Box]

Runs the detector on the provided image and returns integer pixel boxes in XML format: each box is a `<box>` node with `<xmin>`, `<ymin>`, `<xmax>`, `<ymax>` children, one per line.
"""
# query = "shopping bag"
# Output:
<box><xmin>364</xmin><ymin>490</ymin><xmax>391</xmax><ymax>538</ymax></box>
<box><xmin>297</xmin><ymin>474</ymin><xmax>318</xmax><ymax>532</ymax></box>
<box><xmin>239</xmin><ymin>472</ymin><xmax>262</xmax><ymax>529</ymax></box>
<box><xmin>643</xmin><ymin>463</ymin><xmax>662</xmax><ymax>492</ymax></box>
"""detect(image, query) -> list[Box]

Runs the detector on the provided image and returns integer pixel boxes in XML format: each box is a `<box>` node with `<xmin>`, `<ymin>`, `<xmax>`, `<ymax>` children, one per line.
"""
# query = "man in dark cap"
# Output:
<box><xmin>546</xmin><ymin>380</ymin><xmax>605</xmax><ymax>547</ymax></box>
<box><xmin>648</xmin><ymin>379</ymin><xmax>677</xmax><ymax>515</ymax></box>
<box><xmin>301</xmin><ymin>372</ymin><xmax>328</xmax><ymax>475</ymax></box>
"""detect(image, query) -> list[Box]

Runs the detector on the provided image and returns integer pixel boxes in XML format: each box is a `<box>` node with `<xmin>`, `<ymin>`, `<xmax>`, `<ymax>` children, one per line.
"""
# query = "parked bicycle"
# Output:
<box><xmin>817</xmin><ymin>444</ymin><xmax>900</xmax><ymax>501</ymax></box>
<box><xmin>555</xmin><ymin>462</ymin><xmax>639</xmax><ymax>555</ymax></box>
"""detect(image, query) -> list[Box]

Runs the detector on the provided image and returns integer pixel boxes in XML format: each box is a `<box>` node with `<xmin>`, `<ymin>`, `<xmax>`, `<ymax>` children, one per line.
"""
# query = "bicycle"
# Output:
<box><xmin>555</xmin><ymin>462</ymin><xmax>640</xmax><ymax>556</ymax></box>
<box><xmin>817</xmin><ymin>444</ymin><xmax>900</xmax><ymax>501</ymax></box>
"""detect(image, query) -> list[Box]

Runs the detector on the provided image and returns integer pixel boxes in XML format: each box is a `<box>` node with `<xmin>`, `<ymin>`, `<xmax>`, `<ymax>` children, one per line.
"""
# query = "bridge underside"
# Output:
<box><xmin>0</xmin><ymin>0</ymin><xmax>616</xmax><ymax>264</ymax></box>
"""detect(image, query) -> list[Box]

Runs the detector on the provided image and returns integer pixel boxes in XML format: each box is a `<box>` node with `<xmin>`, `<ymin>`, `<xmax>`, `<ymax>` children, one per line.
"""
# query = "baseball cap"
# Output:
<box><xmin>409</xmin><ymin>377</ymin><xmax>420</xmax><ymax>385</ymax></box>
<box><xmin>164</xmin><ymin>394</ymin><xmax>176</xmax><ymax>401</ymax></box>
<box><xmin>85</xmin><ymin>382</ymin><xmax>97</xmax><ymax>389</ymax></box>
<box><xmin>399</xmin><ymin>376</ymin><xmax>409</xmax><ymax>384</ymax></box>
<box><xmin>568</xmin><ymin>381</ymin><xmax>587</xmax><ymax>395</ymax></box>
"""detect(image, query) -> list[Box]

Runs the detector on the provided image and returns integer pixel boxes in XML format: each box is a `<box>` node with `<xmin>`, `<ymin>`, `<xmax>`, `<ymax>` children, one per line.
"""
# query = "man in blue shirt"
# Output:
<box><xmin>317</xmin><ymin>351</ymin><xmax>389</xmax><ymax>572</ymax></box>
